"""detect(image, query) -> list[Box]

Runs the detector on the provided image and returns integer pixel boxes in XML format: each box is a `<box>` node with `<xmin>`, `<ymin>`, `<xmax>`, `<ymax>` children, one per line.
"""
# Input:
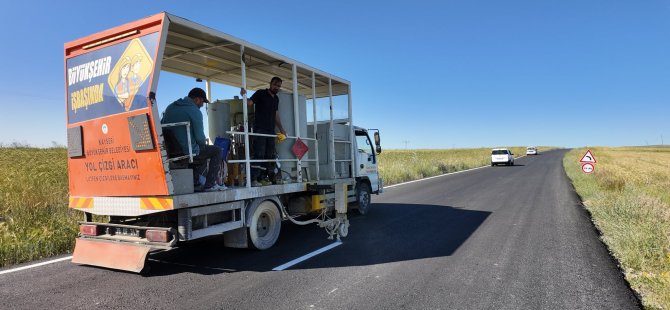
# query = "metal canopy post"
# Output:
<box><xmin>241</xmin><ymin>45</ymin><xmax>251</xmax><ymax>188</ymax></box>
<box><xmin>348</xmin><ymin>84</ymin><xmax>354</xmax><ymax>177</ymax></box>
<box><xmin>312</xmin><ymin>72</ymin><xmax>319</xmax><ymax>181</ymax></box>
<box><xmin>205</xmin><ymin>80</ymin><xmax>211</xmax><ymax>104</ymax></box>
<box><xmin>292</xmin><ymin>64</ymin><xmax>302</xmax><ymax>182</ymax></box>
<box><xmin>328</xmin><ymin>78</ymin><xmax>336</xmax><ymax>178</ymax></box>
<box><xmin>205</xmin><ymin>79</ymin><xmax>212</xmax><ymax>144</ymax></box>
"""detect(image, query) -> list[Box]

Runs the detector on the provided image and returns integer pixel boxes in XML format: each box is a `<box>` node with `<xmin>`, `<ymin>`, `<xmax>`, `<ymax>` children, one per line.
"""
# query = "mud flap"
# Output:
<box><xmin>72</xmin><ymin>238</ymin><xmax>151</xmax><ymax>273</ymax></box>
<box><xmin>223</xmin><ymin>227</ymin><xmax>249</xmax><ymax>248</ymax></box>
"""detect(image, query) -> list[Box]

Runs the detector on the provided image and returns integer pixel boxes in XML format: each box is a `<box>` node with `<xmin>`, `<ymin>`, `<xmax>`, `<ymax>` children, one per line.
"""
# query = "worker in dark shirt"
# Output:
<box><xmin>240</xmin><ymin>77</ymin><xmax>286</xmax><ymax>186</ymax></box>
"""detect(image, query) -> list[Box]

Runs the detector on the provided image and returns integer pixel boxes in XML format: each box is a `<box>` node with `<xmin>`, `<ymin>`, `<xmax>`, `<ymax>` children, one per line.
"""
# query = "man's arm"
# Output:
<box><xmin>275</xmin><ymin>112</ymin><xmax>286</xmax><ymax>135</ymax></box>
<box><xmin>192</xmin><ymin>110</ymin><xmax>207</xmax><ymax>147</ymax></box>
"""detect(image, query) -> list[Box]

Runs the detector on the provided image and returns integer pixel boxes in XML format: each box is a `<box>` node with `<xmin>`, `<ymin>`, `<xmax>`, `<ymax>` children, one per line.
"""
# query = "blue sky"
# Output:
<box><xmin>0</xmin><ymin>1</ymin><xmax>668</xmax><ymax>149</ymax></box>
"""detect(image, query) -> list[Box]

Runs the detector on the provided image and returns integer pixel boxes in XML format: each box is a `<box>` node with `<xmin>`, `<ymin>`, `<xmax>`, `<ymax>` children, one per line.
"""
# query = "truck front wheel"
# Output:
<box><xmin>248</xmin><ymin>201</ymin><xmax>281</xmax><ymax>250</ymax></box>
<box><xmin>356</xmin><ymin>182</ymin><xmax>372</xmax><ymax>215</ymax></box>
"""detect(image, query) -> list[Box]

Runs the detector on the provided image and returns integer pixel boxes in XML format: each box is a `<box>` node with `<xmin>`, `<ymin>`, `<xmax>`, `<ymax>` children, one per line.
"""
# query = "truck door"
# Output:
<box><xmin>355</xmin><ymin>131</ymin><xmax>379</xmax><ymax>192</ymax></box>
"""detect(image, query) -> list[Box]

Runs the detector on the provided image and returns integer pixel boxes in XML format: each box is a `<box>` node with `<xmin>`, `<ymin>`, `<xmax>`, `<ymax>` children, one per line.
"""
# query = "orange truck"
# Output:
<box><xmin>64</xmin><ymin>12</ymin><xmax>383</xmax><ymax>273</ymax></box>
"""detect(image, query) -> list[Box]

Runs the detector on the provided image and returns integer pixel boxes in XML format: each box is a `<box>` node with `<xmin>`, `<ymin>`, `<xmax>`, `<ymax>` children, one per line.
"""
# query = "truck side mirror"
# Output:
<box><xmin>374</xmin><ymin>132</ymin><xmax>382</xmax><ymax>154</ymax></box>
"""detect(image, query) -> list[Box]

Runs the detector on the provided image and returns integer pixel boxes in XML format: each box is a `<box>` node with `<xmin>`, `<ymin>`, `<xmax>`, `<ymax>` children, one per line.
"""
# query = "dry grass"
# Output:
<box><xmin>564</xmin><ymin>147</ymin><xmax>670</xmax><ymax>309</ymax></box>
<box><xmin>379</xmin><ymin>147</ymin><xmax>528</xmax><ymax>185</ymax></box>
<box><xmin>0</xmin><ymin>147</ymin><xmax>79</xmax><ymax>267</ymax></box>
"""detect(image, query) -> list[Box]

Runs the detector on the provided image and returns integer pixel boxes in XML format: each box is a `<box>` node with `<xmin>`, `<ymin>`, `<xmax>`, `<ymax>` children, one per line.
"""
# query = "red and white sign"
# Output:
<box><xmin>580</xmin><ymin>149</ymin><xmax>597</xmax><ymax>163</ymax></box>
<box><xmin>582</xmin><ymin>163</ymin><xmax>595</xmax><ymax>173</ymax></box>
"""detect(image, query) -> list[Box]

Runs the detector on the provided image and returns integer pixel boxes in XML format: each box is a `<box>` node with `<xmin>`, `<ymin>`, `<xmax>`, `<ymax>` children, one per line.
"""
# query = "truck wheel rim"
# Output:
<box><xmin>360</xmin><ymin>191</ymin><xmax>370</xmax><ymax>207</ymax></box>
<box><xmin>257</xmin><ymin>213</ymin><xmax>270</xmax><ymax>238</ymax></box>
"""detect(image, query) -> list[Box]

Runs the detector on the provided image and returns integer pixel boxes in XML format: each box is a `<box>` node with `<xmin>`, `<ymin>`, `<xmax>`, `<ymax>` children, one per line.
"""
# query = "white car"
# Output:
<box><xmin>491</xmin><ymin>148</ymin><xmax>514</xmax><ymax>166</ymax></box>
<box><xmin>526</xmin><ymin>147</ymin><xmax>538</xmax><ymax>155</ymax></box>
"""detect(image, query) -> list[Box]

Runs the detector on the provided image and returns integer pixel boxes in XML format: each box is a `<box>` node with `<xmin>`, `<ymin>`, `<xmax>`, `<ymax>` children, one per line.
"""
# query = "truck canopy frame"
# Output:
<box><xmin>160</xmin><ymin>13</ymin><xmax>351</xmax><ymax>98</ymax></box>
<box><xmin>64</xmin><ymin>12</ymin><xmax>357</xmax><ymax>210</ymax></box>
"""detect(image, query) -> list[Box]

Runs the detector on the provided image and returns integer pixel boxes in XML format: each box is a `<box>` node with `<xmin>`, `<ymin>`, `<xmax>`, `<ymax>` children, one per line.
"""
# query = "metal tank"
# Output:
<box><xmin>276</xmin><ymin>92</ymin><xmax>307</xmax><ymax>180</ymax></box>
<box><xmin>207</xmin><ymin>99</ymin><xmax>234</xmax><ymax>141</ymax></box>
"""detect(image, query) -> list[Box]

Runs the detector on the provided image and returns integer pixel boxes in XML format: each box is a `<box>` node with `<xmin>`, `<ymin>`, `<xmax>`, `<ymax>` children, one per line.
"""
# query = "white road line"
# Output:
<box><xmin>272</xmin><ymin>241</ymin><xmax>342</xmax><ymax>271</ymax></box>
<box><xmin>384</xmin><ymin>166</ymin><xmax>487</xmax><ymax>189</ymax></box>
<box><xmin>0</xmin><ymin>256</ymin><xmax>72</xmax><ymax>275</ymax></box>
<box><xmin>384</xmin><ymin>155</ymin><xmax>528</xmax><ymax>189</ymax></box>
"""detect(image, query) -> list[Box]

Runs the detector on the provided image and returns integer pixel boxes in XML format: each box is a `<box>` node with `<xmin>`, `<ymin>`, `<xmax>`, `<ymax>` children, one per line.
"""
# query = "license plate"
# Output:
<box><xmin>113</xmin><ymin>227</ymin><xmax>141</xmax><ymax>237</ymax></box>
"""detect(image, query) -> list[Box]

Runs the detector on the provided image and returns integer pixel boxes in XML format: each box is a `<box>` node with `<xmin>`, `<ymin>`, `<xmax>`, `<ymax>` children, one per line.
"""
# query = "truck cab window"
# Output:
<box><xmin>356</xmin><ymin>133</ymin><xmax>375</xmax><ymax>163</ymax></box>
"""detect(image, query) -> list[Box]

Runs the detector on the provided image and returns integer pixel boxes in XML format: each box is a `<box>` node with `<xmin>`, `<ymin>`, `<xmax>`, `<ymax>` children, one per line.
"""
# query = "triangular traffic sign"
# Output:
<box><xmin>580</xmin><ymin>149</ymin><xmax>597</xmax><ymax>163</ymax></box>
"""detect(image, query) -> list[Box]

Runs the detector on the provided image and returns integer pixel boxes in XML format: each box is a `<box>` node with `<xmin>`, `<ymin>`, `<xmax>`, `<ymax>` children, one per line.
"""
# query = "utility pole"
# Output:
<box><xmin>402</xmin><ymin>140</ymin><xmax>409</xmax><ymax>149</ymax></box>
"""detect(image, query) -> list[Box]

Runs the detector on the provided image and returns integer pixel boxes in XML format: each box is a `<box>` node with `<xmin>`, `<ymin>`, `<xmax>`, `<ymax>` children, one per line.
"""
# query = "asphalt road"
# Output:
<box><xmin>0</xmin><ymin>149</ymin><xmax>640</xmax><ymax>309</ymax></box>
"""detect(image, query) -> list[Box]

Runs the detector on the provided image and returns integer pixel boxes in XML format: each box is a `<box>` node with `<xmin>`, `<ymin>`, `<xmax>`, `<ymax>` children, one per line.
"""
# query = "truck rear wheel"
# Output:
<box><xmin>248</xmin><ymin>201</ymin><xmax>281</xmax><ymax>250</ymax></box>
<box><xmin>356</xmin><ymin>182</ymin><xmax>372</xmax><ymax>215</ymax></box>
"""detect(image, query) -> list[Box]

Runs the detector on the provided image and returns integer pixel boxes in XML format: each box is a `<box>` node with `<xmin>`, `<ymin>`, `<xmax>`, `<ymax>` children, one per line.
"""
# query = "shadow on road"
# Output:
<box><xmin>145</xmin><ymin>203</ymin><xmax>490</xmax><ymax>276</ymax></box>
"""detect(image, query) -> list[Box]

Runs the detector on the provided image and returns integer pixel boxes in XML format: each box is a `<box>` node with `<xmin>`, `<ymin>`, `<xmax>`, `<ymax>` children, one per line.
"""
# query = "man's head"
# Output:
<box><xmin>188</xmin><ymin>87</ymin><xmax>209</xmax><ymax>107</ymax></box>
<box><xmin>269</xmin><ymin>77</ymin><xmax>282</xmax><ymax>95</ymax></box>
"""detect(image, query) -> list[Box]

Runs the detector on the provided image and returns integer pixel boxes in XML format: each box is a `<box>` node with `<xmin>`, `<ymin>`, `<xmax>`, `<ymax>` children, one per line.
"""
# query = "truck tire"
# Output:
<box><xmin>248</xmin><ymin>200</ymin><xmax>281</xmax><ymax>250</ymax></box>
<box><xmin>356</xmin><ymin>182</ymin><xmax>372</xmax><ymax>215</ymax></box>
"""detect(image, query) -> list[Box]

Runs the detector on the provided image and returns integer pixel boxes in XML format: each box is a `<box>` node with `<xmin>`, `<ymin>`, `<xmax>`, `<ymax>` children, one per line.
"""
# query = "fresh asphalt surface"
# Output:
<box><xmin>0</xmin><ymin>149</ymin><xmax>640</xmax><ymax>309</ymax></box>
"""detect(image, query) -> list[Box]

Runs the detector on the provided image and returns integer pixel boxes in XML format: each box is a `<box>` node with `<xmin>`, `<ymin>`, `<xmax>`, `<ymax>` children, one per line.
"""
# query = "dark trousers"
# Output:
<box><xmin>193</xmin><ymin>144</ymin><xmax>222</xmax><ymax>187</ymax></box>
<box><xmin>252</xmin><ymin>135</ymin><xmax>276</xmax><ymax>182</ymax></box>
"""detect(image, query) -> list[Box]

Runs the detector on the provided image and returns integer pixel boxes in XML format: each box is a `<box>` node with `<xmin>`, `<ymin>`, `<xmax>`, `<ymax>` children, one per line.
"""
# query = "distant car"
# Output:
<box><xmin>526</xmin><ymin>147</ymin><xmax>538</xmax><ymax>155</ymax></box>
<box><xmin>491</xmin><ymin>148</ymin><xmax>514</xmax><ymax>166</ymax></box>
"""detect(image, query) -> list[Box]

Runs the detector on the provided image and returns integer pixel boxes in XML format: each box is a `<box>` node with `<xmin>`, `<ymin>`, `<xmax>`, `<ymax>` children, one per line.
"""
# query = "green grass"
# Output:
<box><xmin>0</xmin><ymin>147</ymin><xmax>79</xmax><ymax>267</ymax></box>
<box><xmin>379</xmin><ymin>147</ymin><xmax>529</xmax><ymax>185</ymax></box>
<box><xmin>564</xmin><ymin>147</ymin><xmax>670</xmax><ymax>310</ymax></box>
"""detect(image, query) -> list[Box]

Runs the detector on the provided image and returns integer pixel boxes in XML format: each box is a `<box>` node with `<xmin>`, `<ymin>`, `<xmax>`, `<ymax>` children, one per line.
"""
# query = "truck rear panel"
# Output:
<box><xmin>65</xmin><ymin>13</ymin><xmax>168</xmax><ymax>197</ymax></box>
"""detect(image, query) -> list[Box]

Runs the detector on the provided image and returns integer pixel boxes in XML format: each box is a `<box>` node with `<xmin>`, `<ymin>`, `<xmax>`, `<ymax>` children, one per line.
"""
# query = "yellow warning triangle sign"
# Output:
<box><xmin>580</xmin><ymin>149</ymin><xmax>597</xmax><ymax>163</ymax></box>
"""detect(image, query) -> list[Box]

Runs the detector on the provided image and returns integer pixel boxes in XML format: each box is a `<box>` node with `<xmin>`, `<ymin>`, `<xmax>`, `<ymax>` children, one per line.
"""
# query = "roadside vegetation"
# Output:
<box><xmin>379</xmin><ymin>147</ymin><xmax>528</xmax><ymax>185</ymax></box>
<box><xmin>564</xmin><ymin>147</ymin><xmax>670</xmax><ymax>309</ymax></box>
<box><xmin>0</xmin><ymin>145</ymin><xmax>535</xmax><ymax>268</ymax></box>
<box><xmin>0</xmin><ymin>146</ymin><xmax>79</xmax><ymax>267</ymax></box>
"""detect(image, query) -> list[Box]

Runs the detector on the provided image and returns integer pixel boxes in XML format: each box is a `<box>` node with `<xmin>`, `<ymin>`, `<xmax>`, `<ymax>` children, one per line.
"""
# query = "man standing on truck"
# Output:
<box><xmin>241</xmin><ymin>77</ymin><xmax>287</xmax><ymax>187</ymax></box>
<box><xmin>162</xmin><ymin>87</ymin><xmax>224</xmax><ymax>191</ymax></box>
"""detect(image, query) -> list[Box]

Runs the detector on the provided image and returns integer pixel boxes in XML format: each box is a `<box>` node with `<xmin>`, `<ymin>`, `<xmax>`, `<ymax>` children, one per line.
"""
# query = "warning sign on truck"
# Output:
<box><xmin>66</xmin><ymin>32</ymin><xmax>158</xmax><ymax>124</ymax></box>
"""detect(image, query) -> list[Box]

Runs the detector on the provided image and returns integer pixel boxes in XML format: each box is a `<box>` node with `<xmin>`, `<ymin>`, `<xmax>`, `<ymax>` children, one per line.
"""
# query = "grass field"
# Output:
<box><xmin>564</xmin><ymin>147</ymin><xmax>670</xmax><ymax>310</ymax></box>
<box><xmin>379</xmin><ymin>147</ymin><xmax>528</xmax><ymax>185</ymax></box>
<box><xmin>0</xmin><ymin>147</ymin><xmax>79</xmax><ymax>267</ymax></box>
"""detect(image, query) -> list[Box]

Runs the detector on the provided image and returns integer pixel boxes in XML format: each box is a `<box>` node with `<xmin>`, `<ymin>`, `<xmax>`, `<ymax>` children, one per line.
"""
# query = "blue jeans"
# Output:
<box><xmin>193</xmin><ymin>144</ymin><xmax>222</xmax><ymax>187</ymax></box>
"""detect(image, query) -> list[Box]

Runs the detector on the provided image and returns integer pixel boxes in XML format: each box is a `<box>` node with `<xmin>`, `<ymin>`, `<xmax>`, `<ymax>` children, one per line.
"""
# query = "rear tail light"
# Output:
<box><xmin>145</xmin><ymin>230</ymin><xmax>170</xmax><ymax>243</ymax></box>
<box><xmin>80</xmin><ymin>224</ymin><xmax>99</xmax><ymax>236</ymax></box>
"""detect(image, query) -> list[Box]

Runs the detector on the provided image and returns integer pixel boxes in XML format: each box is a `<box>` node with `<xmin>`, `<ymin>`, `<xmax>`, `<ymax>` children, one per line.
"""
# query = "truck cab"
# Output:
<box><xmin>353</xmin><ymin>127</ymin><xmax>382</xmax><ymax>214</ymax></box>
